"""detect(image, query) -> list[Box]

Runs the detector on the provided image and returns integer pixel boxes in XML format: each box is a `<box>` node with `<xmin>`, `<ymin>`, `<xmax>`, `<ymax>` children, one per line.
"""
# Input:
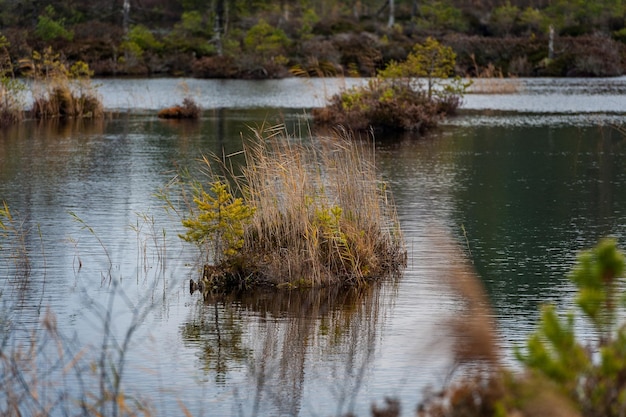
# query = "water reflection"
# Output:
<box><xmin>3</xmin><ymin>108</ymin><xmax>626</xmax><ymax>416</ymax></box>
<box><xmin>447</xmin><ymin>125</ymin><xmax>626</xmax><ymax>308</ymax></box>
<box><xmin>182</xmin><ymin>284</ymin><xmax>393</xmax><ymax>416</ymax></box>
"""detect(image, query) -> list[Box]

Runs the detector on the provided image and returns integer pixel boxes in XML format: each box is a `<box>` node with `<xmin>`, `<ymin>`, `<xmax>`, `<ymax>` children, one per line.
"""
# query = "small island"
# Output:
<box><xmin>164</xmin><ymin>128</ymin><xmax>407</xmax><ymax>293</ymax></box>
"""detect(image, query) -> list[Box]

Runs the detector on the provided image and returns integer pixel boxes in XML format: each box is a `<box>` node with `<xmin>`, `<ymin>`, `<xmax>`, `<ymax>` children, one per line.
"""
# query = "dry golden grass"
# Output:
<box><xmin>234</xmin><ymin>126</ymin><xmax>406</xmax><ymax>287</ymax></box>
<box><xmin>24</xmin><ymin>48</ymin><xmax>104</xmax><ymax>120</ymax></box>
<box><xmin>180</xmin><ymin>125</ymin><xmax>407</xmax><ymax>289</ymax></box>
<box><xmin>469</xmin><ymin>76</ymin><xmax>523</xmax><ymax>94</ymax></box>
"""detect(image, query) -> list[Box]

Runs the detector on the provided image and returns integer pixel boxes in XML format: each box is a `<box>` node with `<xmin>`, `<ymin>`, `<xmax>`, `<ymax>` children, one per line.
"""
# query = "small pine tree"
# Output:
<box><xmin>180</xmin><ymin>181</ymin><xmax>255</xmax><ymax>265</ymax></box>
<box><xmin>516</xmin><ymin>238</ymin><xmax>626</xmax><ymax>417</ymax></box>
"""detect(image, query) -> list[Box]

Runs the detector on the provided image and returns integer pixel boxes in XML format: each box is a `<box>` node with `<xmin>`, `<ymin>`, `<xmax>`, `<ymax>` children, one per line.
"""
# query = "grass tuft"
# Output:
<box><xmin>25</xmin><ymin>47</ymin><xmax>103</xmax><ymax>120</ymax></box>
<box><xmin>172</xmin><ymin>125</ymin><xmax>406</xmax><ymax>290</ymax></box>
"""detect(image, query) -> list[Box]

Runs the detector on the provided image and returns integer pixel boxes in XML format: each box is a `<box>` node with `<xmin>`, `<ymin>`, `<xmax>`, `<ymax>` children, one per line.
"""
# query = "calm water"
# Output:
<box><xmin>1</xmin><ymin>78</ymin><xmax>626</xmax><ymax>416</ymax></box>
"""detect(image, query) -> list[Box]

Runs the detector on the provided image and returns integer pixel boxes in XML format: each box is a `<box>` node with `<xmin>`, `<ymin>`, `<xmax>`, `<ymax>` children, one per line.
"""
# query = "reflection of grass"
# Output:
<box><xmin>0</xmin><ymin>200</ymin><xmax>30</xmax><ymax>278</ymax></box>
<box><xmin>0</xmin><ymin>285</ymin><xmax>156</xmax><ymax>417</ymax></box>
<box><xmin>180</xmin><ymin>301</ymin><xmax>251</xmax><ymax>384</ymax></box>
<box><xmin>182</xmin><ymin>281</ymin><xmax>391</xmax><ymax>416</ymax></box>
<box><xmin>0</xmin><ymin>208</ymin><xmax>178</xmax><ymax>416</ymax></box>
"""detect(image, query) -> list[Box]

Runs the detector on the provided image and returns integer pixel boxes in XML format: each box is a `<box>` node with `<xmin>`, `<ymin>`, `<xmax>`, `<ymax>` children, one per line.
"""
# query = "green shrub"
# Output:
<box><xmin>127</xmin><ymin>24</ymin><xmax>163</xmax><ymax>52</ymax></box>
<box><xmin>378</xmin><ymin>37</ymin><xmax>464</xmax><ymax>99</ymax></box>
<box><xmin>516</xmin><ymin>238</ymin><xmax>626</xmax><ymax>417</ymax></box>
<box><xmin>414</xmin><ymin>1</ymin><xmax>468</xmax><ymax>33</ymax></box>
<box><xmin>178</xmin><ymin>11</ymin><xmax>206</xmax><ymax>36</ymax></box>
<box><xmin>119</xmin><ymin>24</ymin><xmax>163</xmax><ymax>65</ymax></box>
<box><xmin>243</xmin><ymin>19</ymin><xmax>290</xmax><ymax>59</ymax></box>
<box><xmin>164</xmin><ymin>11</ymin><xmax>215</xmax><ymax>57</ymax></box>
<box><xmin>518</xmin><ymin>7</ymin><xmax>548</xmax><ymax>34</ymax></box>
<box><xmin>488</xmin><ymin>2</ymin><xmax>520</xmax><ymax>36</ymax></box>
<box><xmin>35</xmin><ymin>5</ymin><xmax>74</xmax><ymax>41</ymax></box>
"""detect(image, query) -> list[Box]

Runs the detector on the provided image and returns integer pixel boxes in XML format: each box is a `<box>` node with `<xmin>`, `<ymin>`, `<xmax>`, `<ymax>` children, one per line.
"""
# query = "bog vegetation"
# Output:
<box><xmin>157</xmin><ymin>97</ymin><xmax>201</xmax><ymax>119</ymax></box>
<box><xmin>0</xmin><ymin>39</ymin><xmax>103</xmax><ymax>127</ymax></box>
<box><xmin>417</xmin><ymin>238</ymin><xmax>626</xmax><ymax>417</ymax></box>
<box><xmin>162</xmin><ymin>125</ymin><xmax>407</xmax><ymax>291</ymax></box>
<box><xmin>1</xmin><ymin>0</ymin><xmax>625</xmax><ymax>78</ymax></box>
<box><xmin>313</xmin><ymin>37</ymin><xmax>469</xmax><ymax>132</ymax></box>
<box><xmin>25</xmin><ymin>47</ymin><xmax>103</xmax><ymax>120</ymax></box>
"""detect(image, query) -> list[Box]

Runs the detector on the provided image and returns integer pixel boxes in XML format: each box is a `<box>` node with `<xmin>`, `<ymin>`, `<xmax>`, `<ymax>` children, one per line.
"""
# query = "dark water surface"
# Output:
<box><xmin>1</xmin><ymin>78</ymin><xmax>626</xmax><ymax>416</ymax></box>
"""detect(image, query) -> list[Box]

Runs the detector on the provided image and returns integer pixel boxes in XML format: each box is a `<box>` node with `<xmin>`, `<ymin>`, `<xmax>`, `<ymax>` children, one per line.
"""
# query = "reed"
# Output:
<box><xmin>0</xmin><ymin>293</ymin><xmax>158</xmax><ymax>417</ymax></box>
<box><xmin>0</xmin><ymin>200</ymin><xmax>30</xmax><ymax>278</ymax></box>
<box><xmin>25</xmin><ymin>47</ymin><xmax>103</xmax><ymax>120</ymax></box>
<box><xmin>242</xmin><ymin>127</ymin><xmax>405</xmax><ymax>287</ymax></box>
<box><xmin>175</xmin><ymin>125</ymin><xmax>406</xmax><ymax>290</ymax></box>
<box><xmin>0</xmin><ymin>36</ymin><xmax>25</xmax><ymax>127</ymax></box>
<box><xmin>0</xmin><ymin>209</ymin><xmax>175</xmax><ymax>417</ymax></box>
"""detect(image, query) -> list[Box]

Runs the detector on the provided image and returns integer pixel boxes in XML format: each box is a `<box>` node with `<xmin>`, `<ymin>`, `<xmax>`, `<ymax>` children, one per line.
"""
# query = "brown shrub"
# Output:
<box><xmin>157</xmin><ymin>97</ymin><xmax>200</xmax><ymax>119</ymax></box>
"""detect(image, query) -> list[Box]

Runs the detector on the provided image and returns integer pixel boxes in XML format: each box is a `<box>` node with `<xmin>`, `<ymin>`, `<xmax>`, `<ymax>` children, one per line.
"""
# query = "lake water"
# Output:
<box><xmin>1</xmin><ymin>77</ymin><xmax>626</xmax><ymax>416</ymax></box>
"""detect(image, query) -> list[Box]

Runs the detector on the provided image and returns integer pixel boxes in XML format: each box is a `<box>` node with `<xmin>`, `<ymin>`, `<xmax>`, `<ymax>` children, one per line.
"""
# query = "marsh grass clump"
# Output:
<box><xmin>467</xmin><ymin>54</ymin><xmax>523</xmax><ymax>94</ymax></box>
<box><xmin>0</xmin><ymin>36</ymin><xmax>25</xmax><ymax>127</ymax></box>
<box><xmin>0</xmin><ymin>75</ymin><xmax>25</xmax><ymax>127</ymax></box>
<box><xmin>239</xmin><ymin>128</ymin><xmax>406</xmax><ymax>287</ymax></box>
<box><xmin>158</xmin><ymin>97</ymin><xmax>201</xmax><ymax>119</ymax></box>
<box><xmin>171</xmin><ymin>125</ymin><xmax>406</xmax><ymax>291</ymax></box>
<box><xmin>158</xmin><ymin>82</ymin><xmax>201</xmax><ymax>119</ymax></box>
<box><xmin>25</xmin><ymin>47</ymin><xmax>103</xmax><ymax>120</ymax></box>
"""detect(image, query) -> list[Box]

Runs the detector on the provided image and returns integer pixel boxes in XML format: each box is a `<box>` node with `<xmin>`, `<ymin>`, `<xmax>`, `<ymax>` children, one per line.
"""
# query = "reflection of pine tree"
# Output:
<box><xmin>181</xmin><ymin>284</ymin><xmax>389</xmax><ymax>416</ymax></box>
<box><xmin>181</xmin><ymin>301</ymin><xmax>251</xmax><ymax>384</ymax></box>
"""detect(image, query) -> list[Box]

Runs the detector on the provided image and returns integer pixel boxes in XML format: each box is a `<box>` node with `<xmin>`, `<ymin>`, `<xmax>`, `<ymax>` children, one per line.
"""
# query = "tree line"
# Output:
<box><xmin>1</xmin><ymin>0</ymin><xmax>625</xmax><ymax>77</ymax></box>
